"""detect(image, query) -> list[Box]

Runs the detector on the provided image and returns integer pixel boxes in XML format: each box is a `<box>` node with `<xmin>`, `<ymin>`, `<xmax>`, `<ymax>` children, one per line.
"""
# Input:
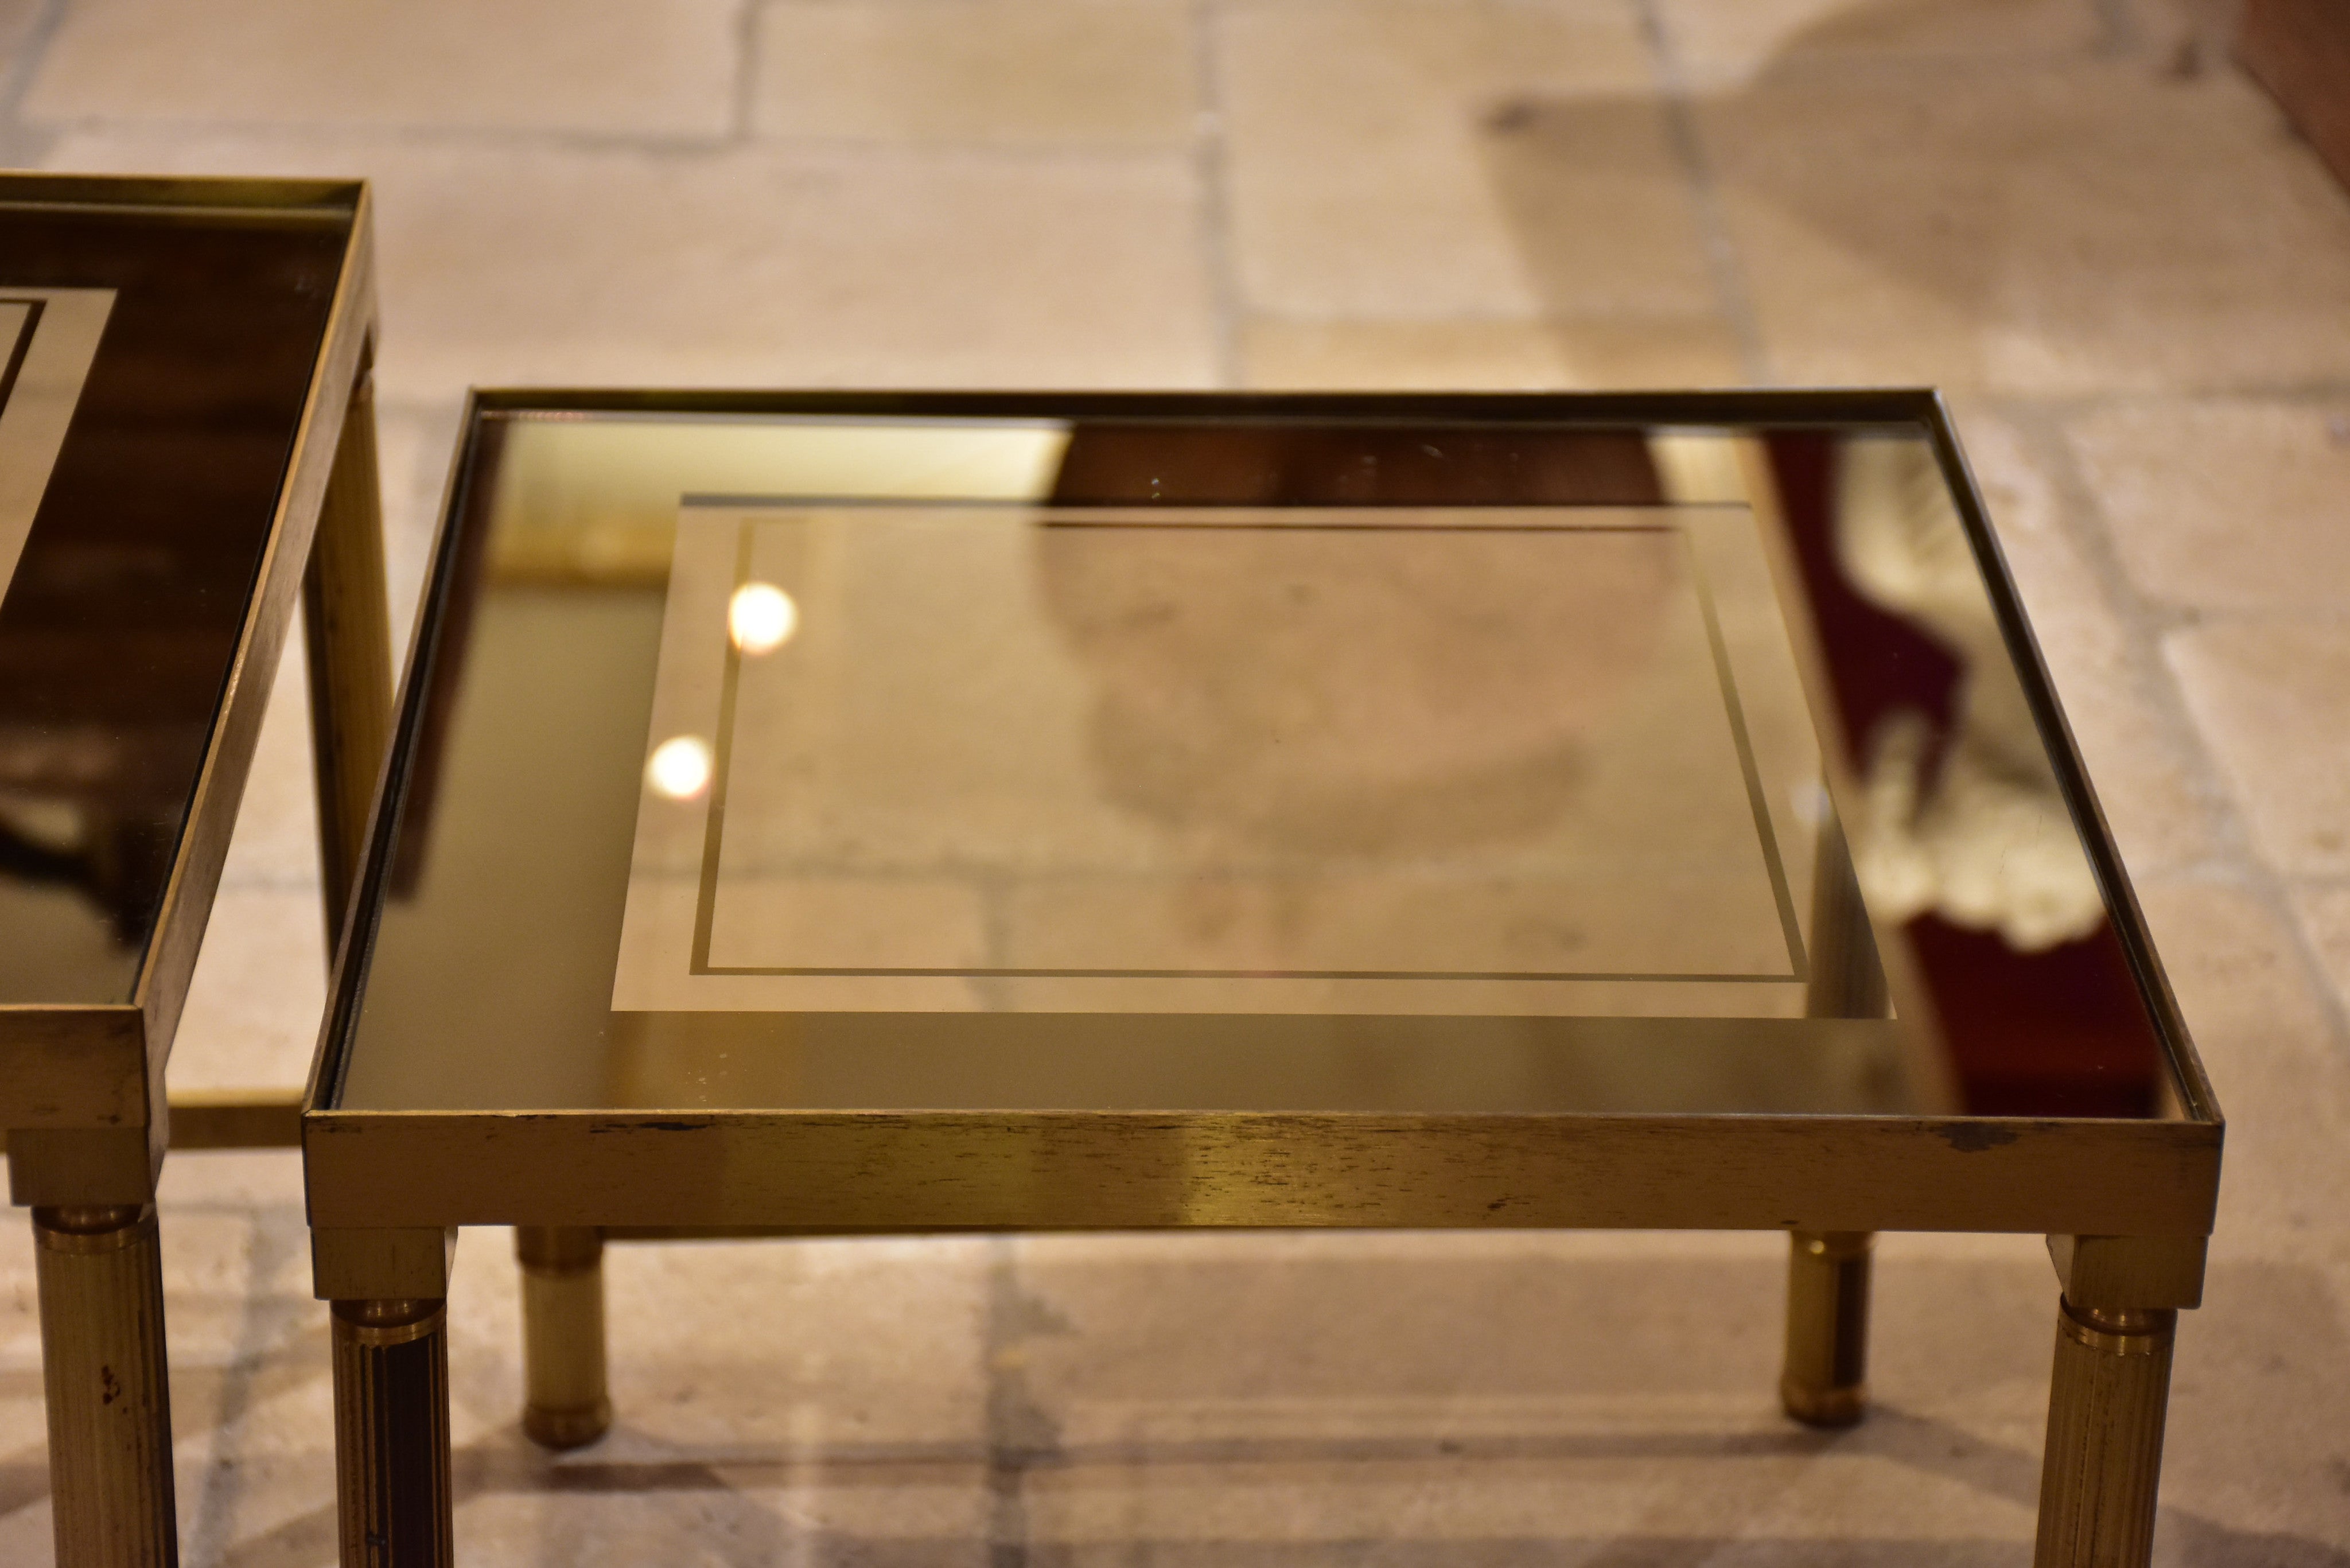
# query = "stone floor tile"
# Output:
<box><xmin>468</xmin><ymin>1233</ymin><xmax>995</xmax><ymax>1563</ymax></box>
<box><xmin>999</xmin><ymin>1231</ymin><xmax>2167</xmax><ymax>1557</ymax></box>
<box><xmin>754</xmin><ymin>0</ymin><xmax>1196</xmax><ymax>148</ymax></box>
<box><xmin>1655</xmin><ymin>0</ymin><xmax>2111</xmax><ymax>91</ymax></box>
<box><xmin>2068</xmin><ymin>397</ymin><xmax>2350</xmax><ymax>614</ymax></box>
<box><xmin>2135</xmin><ymin>879</ymin><xmax>2350</xmax><ymax>1250</ymax></box>
<box><xmin>1954</xmin><ymin>408</ymin><xmax>2220</xmax><ymax>873</ymax></box>
<box><xmin>0</xmin><ymin>0</ymin><xmax>45</xmax><ymax>65</ymax></box>
<box><xmin>1704</xmin><ymin>61</ymin><xmax>2350</xmax><ymax>392</ymax></box>
<box><xmin>2165</xmin><ymin>620</ymin><xmax>2350</xmax><ymax>877</ymax></box>
<box><xmin>168</xmin><ymin>884</ymin><xmax>328</xmax><ymax>1093</ymax></box>
<box><xmin>1216</xmin><ymin>0</ymin><xmax>1668</xmax><ymax>320</ymax></box>
<box><xmin>2290</xmin><ymin>882</ymin><xmax>2350</xmax><ymax>1026</ymax></box>
<box><xmin>1239</xmin><ymin>317</ymin><xmax>1572</xmax><ymax>390</ymax></box>
<box><xmin>41</xmin><ymin>130</ymin><xmax>1220</xmax><ymax>403</ymax></box>
<box><xmin>22</xmin><ymin>0</ymin><xmax>740</xmax><ymax>137</ymax></box>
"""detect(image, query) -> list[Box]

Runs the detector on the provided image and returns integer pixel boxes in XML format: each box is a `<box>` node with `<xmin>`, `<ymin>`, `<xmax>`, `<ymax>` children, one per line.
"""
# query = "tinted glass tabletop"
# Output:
<box><xmin>0</xmin><ymin>184</ymin><xmax>354</xmax><ymax>1004</ymax></box>
<box><xmin>327</xmin><ymin>397</ymin><xmax>2193</xmax><ymax>1122</ymax></box>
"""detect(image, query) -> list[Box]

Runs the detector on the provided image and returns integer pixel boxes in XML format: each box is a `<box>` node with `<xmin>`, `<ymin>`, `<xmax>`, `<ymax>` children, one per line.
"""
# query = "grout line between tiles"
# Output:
<box><xmin>731</xmin><ymin>0</ymin><xmax>763</xmax><ymax>145</ymax></box>
<box><xmin>1632</xmin><ymin>0</ymin><xmax>1771</xmax><ymax>386</ymax></box>
<box><xmin>1190</xmin><ymin>0</ymin><xmax>1244</xmax><ymax>390</ymax></box>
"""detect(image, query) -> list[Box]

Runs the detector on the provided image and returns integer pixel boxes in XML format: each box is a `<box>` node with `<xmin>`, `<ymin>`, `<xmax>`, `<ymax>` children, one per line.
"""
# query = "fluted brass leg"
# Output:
<box><xmin>1780</xmin><ymin>1229</ymin><xmax>1874</xmax><ymax>1427</ymax></box>
<box><xmin>304</xmin><ymin>367</ymin><xmax>394</xmax><ymax>950</ymax></box>
<box><xmin>2035</xmin><ymin>1297</ymin><xmax>2176</xmax><ymax>1568</ymax></box>
<box><xmin>35</xmin><ymin>1205</ymin><xmax>178</xmax><ymax>1568</ymax></box>
<box><xmin>516</xmin><ymin>1227</ymin><xmax>611</xmax><ymax>1449</ymax></box>
<box><xmin>332</xmin><ymin>1298</ymin><xmax>452</xmax><ymax>1568</ymax></box>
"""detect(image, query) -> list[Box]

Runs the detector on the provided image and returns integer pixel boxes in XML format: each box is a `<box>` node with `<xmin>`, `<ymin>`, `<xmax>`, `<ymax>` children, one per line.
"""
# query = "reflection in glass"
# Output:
<box><xmin>644</xmin><ymin>736</ymin><xmax>712</xmax><ymax>801</ymax></box>
<box><xmin>726</xmin><ymin>581</ymin><xmax>797</xmax><ymax>655</ymax></box>
<box><xmin>337</xmin><ymin>411</ymin><xmax>2178</xmax><ymax>1125</ymax></box>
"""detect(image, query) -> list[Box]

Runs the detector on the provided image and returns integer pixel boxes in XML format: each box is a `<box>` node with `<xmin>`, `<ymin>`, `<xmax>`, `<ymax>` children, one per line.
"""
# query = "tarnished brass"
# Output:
<box><xmin>305</xmin><ymin>367</ymin><xmax>395</xmax><ymax>948</ymax></box>
<box><xmin>122</xmin><ymin>181</ymin><xmax>376</xmax><ymax>1067</ymax></box>
<box><xmin>2036</xmin><ymin>1297</ymin><xmax>2176</xmax><ymax>1567</ymax></box>
<box><xmin>299</xmin><ymin>388</ymin><xmax>2231</xmax><ymax>1565</ymax></box>
<box><xmin>332</xmin><ymin>1298</ymin><xmax>453</xmax><ymax>1568</ymax></box>
<box><xmin>516</xmin><ymin>1227</ymin><xmax>612</xmax><ymax>1449</ymax></box>
<box><xmin>34</xmin><ymin>1204</ymin><xmax>176</xmax><ymax>1568</ymax></box>
<box><xmin>1780</xmin><ymin>1230</ymin><xmax>1874</xmax><ymax>1427</ymax></box>
<box><xmin>2046</xmin><ymin>1234</ymin><xmax>2208</xmax><ymax>1312</ymax></box>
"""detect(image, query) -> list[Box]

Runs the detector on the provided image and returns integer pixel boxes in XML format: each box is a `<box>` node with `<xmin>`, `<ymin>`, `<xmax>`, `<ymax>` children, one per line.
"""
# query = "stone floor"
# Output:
<box><xmin>6</xmin><ymin>0</ymin><xmax>2350</xmax><ymax>1560</ymax></box>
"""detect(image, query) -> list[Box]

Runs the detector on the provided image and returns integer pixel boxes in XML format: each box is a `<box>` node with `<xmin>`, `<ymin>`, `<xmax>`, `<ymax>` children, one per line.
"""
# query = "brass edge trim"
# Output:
<box><xmin>1922</xmin><ymin>392</ymin><xmax>2219</xmax><ymax>1128</ymax></box>
<box><xmin>305</xmin><ymin>384</ymin><xmax>484</xmax><ymax>1118</ymax></box>
<box><xmin>130</xmin><ymin>185</ymin><xmax>373</xmax><ymax>1070</ymax></box>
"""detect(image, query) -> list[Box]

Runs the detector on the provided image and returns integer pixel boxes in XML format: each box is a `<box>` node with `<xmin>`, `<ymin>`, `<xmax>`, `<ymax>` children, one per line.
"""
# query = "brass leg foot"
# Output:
<box><xmin>332</xmin><ymin>1298</ymin><xmax>452</xmax><ymax>1568</ymax></box>
<box><xmin>516</xmin><ymin>1227</ymin><xmax>610</xmax><ymax>1449</ymax></box>
<box><xmin>1780</xmin><ymin>1230</ymin><xmax>1873</xmax><ymax>1428</ymax></box>
<box><xmin>35</xmin><ymin>1205</ymin><xmax>178</xmax><ymax>1567</ymax></box>
<box><xmin>2035</xmin><ymin>1296</ymin><xmax>2176</xmax><ymax>1568</ymax></box>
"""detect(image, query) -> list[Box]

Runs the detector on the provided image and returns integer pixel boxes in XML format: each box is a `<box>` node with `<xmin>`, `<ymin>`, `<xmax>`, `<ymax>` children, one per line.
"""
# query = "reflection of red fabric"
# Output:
<box><xmin>1052</xmin><ymin>425</ymin><xmax>1666</xmax><ymax>507</ymax></box>
<box><xmin>1765</xmin><ymin>435</ymin><xmax>2162</xmax><ymax>1119</ymax></box>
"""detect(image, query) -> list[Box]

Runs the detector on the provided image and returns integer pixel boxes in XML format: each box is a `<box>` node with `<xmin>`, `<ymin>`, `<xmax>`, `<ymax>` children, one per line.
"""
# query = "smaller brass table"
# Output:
<box><xmin>302</xmin><ymin>391</ymin><xmax>2220</xmax><ymax>1568</ymax></box>
<box><xmin>0</xmin><ymin>174</ymin><xmax>391</xmax><ymax>1567</ymax></box>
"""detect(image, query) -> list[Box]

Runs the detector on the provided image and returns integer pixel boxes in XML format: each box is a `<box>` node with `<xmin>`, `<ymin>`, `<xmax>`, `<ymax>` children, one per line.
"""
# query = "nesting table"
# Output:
<box><xmin>0</xmin><ymin>176</ymin><xmax>390</xmax><ymax>1566</ymax></box>
<box><xmin>302</xmin><ymin>391</ymin><xmax>2220</xmax><ymax>1567</ymax></box>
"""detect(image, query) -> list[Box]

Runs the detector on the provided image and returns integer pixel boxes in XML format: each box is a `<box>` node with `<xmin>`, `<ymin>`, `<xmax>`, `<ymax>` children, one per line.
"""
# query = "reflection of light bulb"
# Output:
<box><xmin>646</xmin><ymin>736</ymin><xmax>713</xmax><ymax>800</ymax></box>
<box><xmin>729</xmin><ymin>582</ymin><xmax>798</xmax><ymax>655</ymax></box>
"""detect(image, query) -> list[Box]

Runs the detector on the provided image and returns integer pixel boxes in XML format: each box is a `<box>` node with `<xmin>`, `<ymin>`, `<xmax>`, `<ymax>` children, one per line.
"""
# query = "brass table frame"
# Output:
<box><xmin>302</xmin><ymin>388</ymin><xmax>2222</xmax><ymax>1568</ymax></box>
<box><xmin>0</xmin><ymin>175</ymin><xmax>391</xmax><ymax>1568</ymax></box>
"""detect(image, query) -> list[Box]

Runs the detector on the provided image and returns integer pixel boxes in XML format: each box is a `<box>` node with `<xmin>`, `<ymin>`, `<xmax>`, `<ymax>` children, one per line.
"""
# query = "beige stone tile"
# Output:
<box><xmin>1951</xmin><ymin>408</ymin><xmax>2219</xmax><ymax>873</ymax></box>
<box><xmin>1006</xmin><ymin>1232</ymin><xmax>2046</xmax><ymax>1551</ymax></box>
<box><xmin>2291</xmin><ymin>882</ymin><xmax>2350</xmax><ymax>1026</ymax></box>
<box><xmin>41</xmin><ymin>130</ymin><xmax>1220</xmax><ymax>403</ymax></box>
<box><xmin>1217</xmin><ymin>0</ymin><xmax>1669</xmax><ymax>319</ymax></box>
<box><xmin>2068</xmin><ymin>398</ymin><xmax>2350</xmax><ymax>614</ymax></box>
<box><xmin>2133</xmin><ymin>880</ymin><xmax>2350</xmax><ymax>1252</ymax></box>
<box><xmin>2166</xmin><ymin>620</ymin><xmax>2350</xmax><ymax>877</ymax></box>
<box><xmin>1705</xmin><ymin>63</ymin><xmax>2350</xmax><ymax>393</ymax></box>
<box><xmin>461</xmin><ymin>1232</ymin><xmax>993</xmax><ymax>1563</ymax></box>
<box><xmin>168</xmin><ymin>884</ymin><xmax>328</xmax><ymax>1093</ymax></box>
<box><xmin>1240</xmin><ymin>317</ymin><xmax>1573</xmax><ymax>390</ymax></box>
<box><xmin>22</xmin><ymin>0</ymin><xmax>739</xmax><ymax>137</ymax></box>
<box><xmin>0</xmin><ymin>0</ymin><xmax>45</xmax><ymax>64</ymax></box>
<box><xmin>1240</xmin><ymin>313</ymin><xmax>1741</xmax><ymax>394</ymax></box>
<box><xmin>755</xmin><ymin>0</ymin><xmax>1196</xmax><ymax>148</ymax></box>
<box><xmin>1656</xmin><ymin>0</ymin><xmax>2110</xmax><ymax>91</ymax></box>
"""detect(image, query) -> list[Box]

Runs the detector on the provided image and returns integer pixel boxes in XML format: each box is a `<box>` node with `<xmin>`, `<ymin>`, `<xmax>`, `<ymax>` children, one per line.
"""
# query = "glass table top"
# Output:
<box><xmin>0</xmin><ymin>181</ymin><xmax>356</xmax><ymax>1004</ymax></box>
<box><xmin>326</xmin><ymin>396</ymin><xmax>2195</xmax><ymax>1122</ymax></box>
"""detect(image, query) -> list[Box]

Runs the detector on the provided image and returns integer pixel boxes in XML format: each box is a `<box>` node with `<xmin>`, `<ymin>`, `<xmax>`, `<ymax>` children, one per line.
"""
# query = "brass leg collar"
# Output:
<box><xmin>2057</xmin><ymin>1297</ymin><xmax>2176</xmax><ymax>1356</ymax></box>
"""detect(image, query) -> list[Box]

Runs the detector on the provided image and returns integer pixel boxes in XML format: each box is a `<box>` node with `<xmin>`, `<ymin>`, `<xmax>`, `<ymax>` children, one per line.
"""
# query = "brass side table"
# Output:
<box><xmin>302</xmin><ymin>391</ymin><xmax>2219</xmax><ymax>1568</ymax></box>
<box><xmin>0</xmin><ymin>176</ymin><xmax>391</xmax><ymax>1566</ymax></box>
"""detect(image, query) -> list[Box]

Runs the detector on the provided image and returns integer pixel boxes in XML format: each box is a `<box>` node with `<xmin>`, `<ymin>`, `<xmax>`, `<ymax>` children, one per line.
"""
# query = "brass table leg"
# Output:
<box><xmin>2035</xmin><ymin>1296</ymin><xmax>2176</xmax><ymax>1568</ymax></box>
<box><xmin>516</xmin><ymin>1227</ymin><xmax>611</xmax><ymax>1449</ymax></box>
<box><xmin>304</xmin><ymin>367</ymin><xmax>394</xmax><ymax>949</ymax></box>
<box><xmin>1780</xmin><ymin>1229</ymin><xmax>1874</xmax><ymax>1427</ymax></box>
<box><xmin>35</xmin><ymin>1204</ymin><xmax>177</xmax><ymax>1568</ymax></box>
<box><xmin>331</xmin><ymin>1298</ymin><xmax>452</xmax><ymax>1568</ymax></box>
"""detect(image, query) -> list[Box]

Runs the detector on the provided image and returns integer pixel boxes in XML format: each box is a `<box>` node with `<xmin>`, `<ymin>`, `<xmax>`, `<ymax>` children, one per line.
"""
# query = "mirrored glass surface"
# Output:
<box><xmin>0</xmin><ymin>193</ymin><xmax>350</xmax><ymax>1002</ymax></box>
<box><xmin>336</xmin><ymin>406</ymin><xmax>2178</xmax><ymax>1120</ymax></box>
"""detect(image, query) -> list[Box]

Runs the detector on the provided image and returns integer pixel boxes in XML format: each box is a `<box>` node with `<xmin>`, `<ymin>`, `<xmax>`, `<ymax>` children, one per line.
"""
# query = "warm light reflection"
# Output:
<box><xmin>646</xmin><ymin>736</ymin><xmax>713</xmax><ymax>800</ymax></box>
<box><xmin>729</xmin><ymin>581</ymin><xmax>798</xmax><ymax>654</ymax></box>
